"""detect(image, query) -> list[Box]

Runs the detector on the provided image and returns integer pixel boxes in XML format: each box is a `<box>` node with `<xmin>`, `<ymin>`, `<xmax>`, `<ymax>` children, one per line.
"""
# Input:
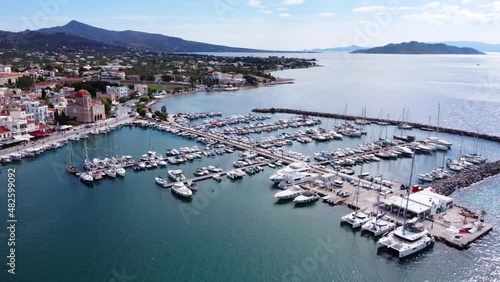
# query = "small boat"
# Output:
<box><xmin>186</xmin><ymin>181</ymin><xmax>198</xmax><ymax>192</ymax></box>
<box><xmin>114</xmin><ymin>167</ymin><xmax>126</xmax><ymax>177</ymax></box>
<box><xmin>80</xmin><ymin>172</ymin><xmax>94</xmax><ymax>183</ymax></box>
<box><xmin>66</xmin><ymin>163</ymin><xmax>79</xmax><ymax>174</ymax></box>
<box><xmin>155</xmin><ymin>176</ymin><xmax>169</xmax><ymax>186</ymax></box>
<box><xmin>341</xmin><ymin>210</ymin><xmax>372</xmax><ymax>228</ymax></box>
<box><xmin>105</xmin><ymin>169</ymin><xmax>117</xmax><ymax>178</ymax></box>
<box><xmin>168</xmin><ymin>169</ymin><xmax>186</xmax><ymax>182</ymax></box>
<box><xmin>213</xmin><ymin>175</ymin><xmax>222</xmax><ymax>182</ymax></box>
<box><xmin>171</xmin><ymin>182</ymin><xmax>193</xmax><ymax>198</ymax></box>
<box><xmin>92</xmin><ymin>170</ymin><xmax>103</xmax><ymax>180</ymax></box>
<box><xmin>293</xmin><ymin>191</ymin><xmax>320</xmax><ymax>204</ymax></box>
<box><xmin>268</xmin><ymin>163</ymin><xmax>276</xmax><ymax>169</ymax></box>
<box><xmin>158</xmin><ymin>160</ymin><xmax>167</xmax><ymax>167</ymax></box>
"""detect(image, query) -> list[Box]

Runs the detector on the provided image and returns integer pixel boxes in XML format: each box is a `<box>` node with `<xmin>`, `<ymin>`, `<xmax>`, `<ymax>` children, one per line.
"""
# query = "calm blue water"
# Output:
<box><xmin>0</xmin><ymin>53</ymin><xmax>499</xmax><ymax>282</ymax></box>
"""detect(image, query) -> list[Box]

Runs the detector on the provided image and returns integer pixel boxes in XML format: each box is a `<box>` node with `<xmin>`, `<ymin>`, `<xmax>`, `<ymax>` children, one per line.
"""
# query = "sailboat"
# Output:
<box><xmin>66</xmin><ymin>142</ymin><xmax>79</xmax><ymax>174</ymax></box>
<box><xmin>340</xmin><ymin>165</ymin><xmax>373</xmax><ymax>228</ymax></box>
<box><xmin>376</xmin><ymin>149</ymin><xmax>435</xmax><ymax>258</ymax></box>
<box><xmin>361</xmin><ymin>175</ymin><xmax>396</xmax><ymax>236</ymax></box>
<box><xmin>397</xmin><ymin>108</ymin><xmax>413</xmax><ymax>130</ymax></box>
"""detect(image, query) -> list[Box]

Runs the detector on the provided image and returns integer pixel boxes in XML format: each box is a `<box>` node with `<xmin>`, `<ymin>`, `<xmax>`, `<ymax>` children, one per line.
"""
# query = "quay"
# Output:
<box><xmin>252</xmin><ymin>108</ymin><xmax>500</xmax><ymax>143</ymax></box>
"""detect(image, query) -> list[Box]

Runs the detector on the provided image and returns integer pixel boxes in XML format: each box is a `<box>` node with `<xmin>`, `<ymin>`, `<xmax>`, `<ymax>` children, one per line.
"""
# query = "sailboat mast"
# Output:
<box><xmin>403</xmin><ymin>149</ymin><xmax>416</xmax><ymax>234</ymax></box>
<box><xmin>354</xmin><ymin>164</ymin><xmax>363</xmax><ymax>215</ymax></box>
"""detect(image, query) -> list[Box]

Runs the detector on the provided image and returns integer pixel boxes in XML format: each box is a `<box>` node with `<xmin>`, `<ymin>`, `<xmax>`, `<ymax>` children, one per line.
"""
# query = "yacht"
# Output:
<box><xmin>277</xmin><ymin>172</ymin><xmax>319</xmax><ymax>189</ymax></box>
<box><xmin>293</xmin><ymin>191</ymin><xmax>320</xmax><ymax>204</ymax></box>
<box><xmin>361</xmin><ymin>213</ymin><xmax>396</xmax><ymax>236</ymax></box>
<box><xmin>105</xmin><ymin>169</ymin><xmax>117</xmax><ymax>178</ymax></box>
<box><xmin>186</xmin><ymin>181</ymin><xmax>198</xmax><ymax>192</ymax></box>
<box><xmin>377</xmin><ymin>218</ymin><xmax>435</xmax><ymax>258</ymax></box>
<box><xmin>79</xmin><ymin>172</ymin><xmax>94</xmax><ymax>183</ymax></box>
<box><xmin>171</xmin><ymin>182</ymin><xmax>193</xmax><ymax>198</ymax></box>
<box><xmin>158</xmin><ymin>160</ymin><xmax>167</xmax><ymax>167</ymax></box>
<box><xmin>155</xmin><ymin>176</ymin><xmax>169</xmax><ymax>186</ymax></box>
<box><xmin>269</xmin><ymin>162</ymin><xmax>310</xmax><ymax>183</ymax></box>
<box><xmin>114</xmin><ymin>167</ymin><xmax>126</xmax><ymax>177</ymax></box>
<box><xmin>168</xmin><ymin>169</ymin><xmax>186</xmax><ymax>182</ymax></box>
<box><xmin>341</xmin><ymin>210</ymin><xmax>372</xmax><ymax>228</ymax></box>
<box><xmin>274</xmin><ymin>185</ymin><xmax>305</xmax><ymax>200</ymax></box>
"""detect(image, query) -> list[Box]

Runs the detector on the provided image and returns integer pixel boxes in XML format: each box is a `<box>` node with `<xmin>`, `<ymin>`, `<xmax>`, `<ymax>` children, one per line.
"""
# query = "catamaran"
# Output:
<box><xmin>376</xmin><ymin>150</ymin><xmax>435</xmax><ymax>258</ymax></box>
<box><xmin>341</xmin><ymin>165</ymin><xmax>373</xmax><ymax>228</ymax></box>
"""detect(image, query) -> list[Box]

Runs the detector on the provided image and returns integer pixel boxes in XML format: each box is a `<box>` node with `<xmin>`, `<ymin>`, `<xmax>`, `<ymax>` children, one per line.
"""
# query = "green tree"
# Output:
<box><xmin>118</xmin><ymin>97</ymin><xmax>128</xmax><ymax>103</ymax></box>
<box><xmin>41</xmin><ymin>89</ymin><xmax>47</xmax><ymax>99</ymax></box>
<box><xmin>127</xmin><ymin>84</ymin><xmax>134</xmax><ymax>90</ymax></box>
<box><xmin>101</xmin><ymin>98</ymin><xmax>112</xmax><ymax>118</ymax></box>
<box><xmin>161</xmin><ymin>106</ymin><xmax>167</xmax><ymax>114</ymax></box>
<box><xmin>16</xmin><ymin>76</ymin><xmax>34</xmax><ymax>90</ymax></box>
<box><xmin>48</xmin><ymin>103</ymin><xmax>54</xmax><ymax>108</ymax></box>
<box><xmin>138</xmin><ymin>108</ymin><xmax>147</xmax><ymax>118</ymax></box>
<box><xmin>54</xmin><ymin>109</ymin><xmax>60</xmax><ymax>124</ymax></box>
<box><xmin>161</xmin><ymin>75</ymin><xmax>172</xmax><ymax>82</ymax></box>
<box><xmin>139</xmin><ymin>96</ymin><xmax>150</xmax><ymax>103</ymax></box>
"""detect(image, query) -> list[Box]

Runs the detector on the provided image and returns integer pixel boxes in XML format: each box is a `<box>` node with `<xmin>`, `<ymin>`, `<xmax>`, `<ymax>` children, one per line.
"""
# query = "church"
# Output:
<box><xmin>66</xmin><ymin>89</ymin><xmax>106</xmax><ymax>123</ymax></box>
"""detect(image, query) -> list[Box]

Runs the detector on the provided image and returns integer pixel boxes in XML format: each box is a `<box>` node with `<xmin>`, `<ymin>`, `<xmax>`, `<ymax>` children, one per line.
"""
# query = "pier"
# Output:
<box><xmin>252</xmin><ymin>108</ymin><xmax>500</xmax><ymax>143</ymax></box>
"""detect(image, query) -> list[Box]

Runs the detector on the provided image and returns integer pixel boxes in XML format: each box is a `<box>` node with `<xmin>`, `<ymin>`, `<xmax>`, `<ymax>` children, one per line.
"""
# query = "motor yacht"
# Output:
<box><xmin>269</xmin><ymin>162</ymin><xmax>310</xmax><ymax>183</ymax></box>
<box><xmin>155</xmin><ymin>176</ymin><xmax>169</xmax><ymax>186</ymax></box>
<box><xmin>168</xmin><ymin>169</ymin><xmax>186</xmax><ymax>182</ymax></box>
<box><xmin>274</xmin><ymin>185</ymin><xmax>305</xmax><ymax>200</ymax></box>
<box><xmin>293</xmin><ymin>191</ymin><xmax>320</xmax><ymax>204</ymax></box>
<box><xmin>171</xmin><ymin>182</ymin><xmax>193</xmax><ymax>198</ymax></box>
<box><xmin>277</xmin><ymin>172</ymin><xmax>318</xmax><ymax>189</ymax></box>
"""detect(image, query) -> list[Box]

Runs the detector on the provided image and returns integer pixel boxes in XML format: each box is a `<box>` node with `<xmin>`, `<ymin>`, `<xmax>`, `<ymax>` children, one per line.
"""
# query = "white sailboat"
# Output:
<box><xmin>376</xmin><ymin>150</ymin><xmax>435</xmax><ymax>258</ymax></box>
<box><xmin>341</xmin><ymin>166</ymin><xmax>372</xmax><ymax>228</ymax></box>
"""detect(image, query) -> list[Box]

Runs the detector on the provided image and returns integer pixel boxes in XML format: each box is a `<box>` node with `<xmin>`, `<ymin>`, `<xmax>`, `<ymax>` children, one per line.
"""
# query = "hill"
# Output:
<box><xmin>0</xmin><ymin>30</ymin><xmax>126</xmax><ymax>52</ymax></box>
<box><xmin>38</xmin><ymin>20</ymin><xmax>268</xmax><ymax>53</ymax></box>
<box><xmin>351</xmin><ymin>41</ymin><xmax>484</xmax><ymax>55</ymax></box>
<box><xmin>441</xmin><ymin>41</ymin><xmax>500</xmax><ymax>53</ymax></box>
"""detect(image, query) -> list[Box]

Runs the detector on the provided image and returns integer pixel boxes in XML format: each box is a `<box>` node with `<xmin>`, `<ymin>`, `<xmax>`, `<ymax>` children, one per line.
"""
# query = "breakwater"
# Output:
<box><xmin>252</xmin><ymin>108</ymin><xmax>500</xmax><ymax>143</ymax></box>
<box><xmin>429</xmin><ymin>160</ymin><xmax>500</xmax><ymax>196</ymax></box>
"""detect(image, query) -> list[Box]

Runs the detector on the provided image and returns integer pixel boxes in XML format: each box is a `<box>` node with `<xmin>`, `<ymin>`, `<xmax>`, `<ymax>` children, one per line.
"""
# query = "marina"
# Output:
<box><xmin>1</xmin><ymin>109</ymin><xmax>496</xmax><ymax>253</ymax></box>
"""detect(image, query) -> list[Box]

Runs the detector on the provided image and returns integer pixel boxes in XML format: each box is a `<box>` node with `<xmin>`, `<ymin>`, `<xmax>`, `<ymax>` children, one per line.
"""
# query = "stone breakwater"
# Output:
<box><xmin>428</xmin><ymin>160</ymin><xmax>500</xmax><ymax>196</ymax></box>
<box><xmin>252</xmin><ymin>108</ymin><xmax>500</xmax><ymax>143</ymax></box>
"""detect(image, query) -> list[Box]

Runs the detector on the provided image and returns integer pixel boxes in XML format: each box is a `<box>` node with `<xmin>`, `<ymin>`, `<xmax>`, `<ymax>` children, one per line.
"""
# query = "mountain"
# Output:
<box><xmin>310</xmin><ymin>45</ymin><xmax>366</xmax><ymax>52</ymax></box>
<box><xmin>441</xmin><ymin>41</ymin><xmax>500</xmax><ymax>53</ymax></box>
<box><xmin>38</xmin><ymin>20</ymin><xmax>267</xmax><ymax>53</ymax></box>
<box><xmin>351</xmin><ymin>41</ymin><xmax>485</xmax><ymax>55</ymax></box>
<box><xmin>0</xmin><ymin>30</ymin><xmax>125</xmax><ymax>52</ymax></box>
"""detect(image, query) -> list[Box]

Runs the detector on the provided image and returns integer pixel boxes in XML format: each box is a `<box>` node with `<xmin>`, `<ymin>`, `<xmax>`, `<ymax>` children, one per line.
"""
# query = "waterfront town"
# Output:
<box><xmin>0</xmin><ymin>49</ymin><xmax>315</xmax><ymax>147</ymax></box>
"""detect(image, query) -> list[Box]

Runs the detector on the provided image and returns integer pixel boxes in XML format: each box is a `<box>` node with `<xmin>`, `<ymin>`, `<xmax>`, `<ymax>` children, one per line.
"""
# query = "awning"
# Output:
<box><xmin>60</xmin><ymin>125</ymin><xmax>73</xmax><ymax>130</ymax></box>
<box><xmin>29</xmin><ymin>130</ymin><xmax>52</xmax><ymax>137</ymax></box>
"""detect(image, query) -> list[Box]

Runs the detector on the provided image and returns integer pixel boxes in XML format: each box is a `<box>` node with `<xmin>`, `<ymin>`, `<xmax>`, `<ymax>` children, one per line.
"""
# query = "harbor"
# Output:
<box><xmin>1</xmin><ymin>109</ymin><xmax>496</xmax><ymax>253</ymax></box>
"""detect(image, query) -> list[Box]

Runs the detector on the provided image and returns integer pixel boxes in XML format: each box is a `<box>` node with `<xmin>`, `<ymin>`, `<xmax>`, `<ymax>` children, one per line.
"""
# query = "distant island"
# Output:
<box><xmin>351</xmin><ymin>41</ymin><xmax>485</xmax><ymax>55</ymax></box>
<box><xmin>310</xmin><ymin>45</ymin><xmax>366</xmax><ymax>53</ymax></box>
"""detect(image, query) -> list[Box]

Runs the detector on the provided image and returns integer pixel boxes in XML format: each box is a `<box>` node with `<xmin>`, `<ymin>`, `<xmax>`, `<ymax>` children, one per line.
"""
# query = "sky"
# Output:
<box><xmin>1</xmin><ymin>0</ymin><xmax>500</xmax><ymax>50</ymax></box>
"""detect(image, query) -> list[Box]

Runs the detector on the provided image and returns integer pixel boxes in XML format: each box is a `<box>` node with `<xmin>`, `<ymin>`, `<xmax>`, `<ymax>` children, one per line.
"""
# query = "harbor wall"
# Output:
<box><xmin>428</xmin><ymin>160</ymin><xmax>500</xmax><ymax>196</ymax></box>
<box><xmin>251</xmin><ymin>108</ymin><xmax>500</xmax><ymax>143</ymax></box>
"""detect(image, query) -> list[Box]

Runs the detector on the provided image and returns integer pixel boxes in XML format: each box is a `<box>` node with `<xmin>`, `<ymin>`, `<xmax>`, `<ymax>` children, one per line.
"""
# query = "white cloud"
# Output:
<box><xmin>318</xmin><ymin>12</ymin><xmax>335</xmax><ymax>17</ymax></box>
<box><xmin>282</xmin><ymin>0</ymin><xmax>305</xmax><ymax>5</ymax></box>
<box><xmin>461</xmin><ymin>0</ymin><xmax>475</xmax><ymax>4</ymax></box>
<box><xmin>278</xmin><ymin>13</ymin><xmax>292</xmax><ymax>18</ymax></box>
<box><xmin>480</xmin><ymin>2</ymin><xmax>500</xmax><ymax>11</ymax></box>
<box><xmin>352</xmin><ymin>6</ymin><xmax>389</xmax><ymax>13</ymax></box>
<box><xmin>422</xmin><ymin>2</ymin><xmax>441</xmax><ymax>9</ymax></box>
<box><xmin>248</xmin><ymin>0</ymin><xmax>264</xmax><ymax>9</ymax></box>
<box><xmin>403</xmin><ymin>4</ymin><xmax>500</xmax><ymax>26</ymax></box>
<box><xmin>277</xmin><ymin>7</ymin><xmax>288</xmax><ymax>11</ymax></box>
<box><xmin>258</xmin><ymin>10</ymin><xmax>273</xmax><ymax>15</ymax></box>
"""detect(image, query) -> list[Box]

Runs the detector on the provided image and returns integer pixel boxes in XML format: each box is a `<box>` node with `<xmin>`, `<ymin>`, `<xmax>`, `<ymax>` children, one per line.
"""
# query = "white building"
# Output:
<box><xmin>106</xmin><ymin>86</ymin><xmax>128</xmax><ymax>98</ymax></box>
<box><xmin>0</xmin><ymin>108</ymin><xmax>36</xmax><ymax>137</ymax></box>
<box><xmin>0</xmin><ymin>65</ymin><xmax>12</xmax><ymax>73</ymax></box>
<box><xmin>25</xmin><ymin>101</ymin><xmax>49</xmax><ymax>124</ymax></box>
<box><xmin>134</xmin><ymin>84</ymin><xmax>148</xmax><ymax>96</ymax></box>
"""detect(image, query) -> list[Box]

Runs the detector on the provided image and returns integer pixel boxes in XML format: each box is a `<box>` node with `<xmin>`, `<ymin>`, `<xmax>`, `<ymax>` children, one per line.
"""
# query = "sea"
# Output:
<box><xmin>0</xmin><ymin>53</ymin><xmax>499</xmax><ymax>282</ymax></box>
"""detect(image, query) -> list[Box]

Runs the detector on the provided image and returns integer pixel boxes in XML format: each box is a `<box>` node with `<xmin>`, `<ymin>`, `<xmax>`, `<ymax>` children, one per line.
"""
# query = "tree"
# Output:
<box><xmin>16</xmin><ymin>76</ymin><xmax>34</xmax><ymax>90</ymax></box>
<box><xmin>161</xmin><ymin>75</ymin><xmax>172</xmax><ymax>82</ymax></box>
<box><xmin>101</xmin><ymin>98</ymin><xmax>112</xmax><ymax>118</ymax></box>
<box><xmin>161</xmin><ymin>106</ymin><xmax>167</xmax><ymax>114</ymax></box>
<box><xmin>41</xmin><ymin>89</ymin><xmax>47</xmax><ymax>99</ymax></box>
<box><xmin>54</xmin><ymin>109</ymin><xmax>60</xmax><ymax>124</ymax></box>
<box><xmin>138</xmin><ymin>108</ymin><xmax>147</xmax><ymax>118</ymax></box>
<box><xmin>8</xmin><ymin>79</ymin><xmax>12</xmax><ymax>85</ymax></box>
<box><xmin>48</xmin><ymin>103</ymin><xmax>54</xmax><ymax>108</ymax></box>
<box><xmin>139</xmin><ymin>96</ymin><xmax>150</xmax><ymax>103</ymax></box>
<box><xmin>118</xmin><ymin>97</ymin><xmax>128</xmax><ymax>103</ymax></box>
<box><xmin>127</xmin><ymin>84</ymin><xmax>134</xmax><ymax>90</ymax></box>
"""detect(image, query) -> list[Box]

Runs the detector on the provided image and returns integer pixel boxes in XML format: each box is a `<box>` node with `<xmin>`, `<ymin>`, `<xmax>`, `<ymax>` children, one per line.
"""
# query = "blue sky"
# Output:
<box><xmin>1</xmin><ymin>0</ymin><xmax>500</xmax><ymax>49</ymax></box>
